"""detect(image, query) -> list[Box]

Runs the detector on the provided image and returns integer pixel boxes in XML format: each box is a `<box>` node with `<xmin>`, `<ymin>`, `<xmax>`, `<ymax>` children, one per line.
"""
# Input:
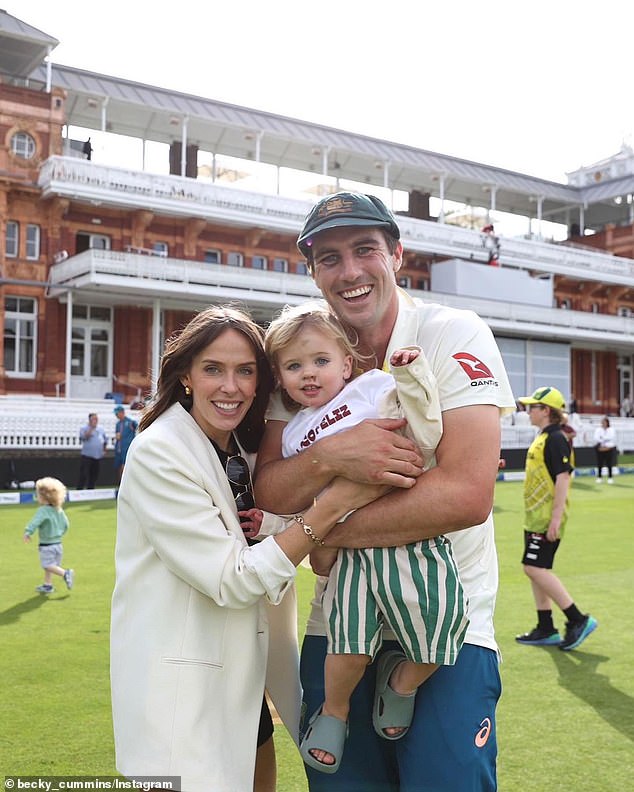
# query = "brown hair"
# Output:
<box><xmin>265</xmin><ymin>301</ymin><xmax>362</xmax><ymax>410</ymax></box>
<box><xmin>140</xmin><ymin>305</ymin><xmax>274</xmax><ymax>452</ymax></box>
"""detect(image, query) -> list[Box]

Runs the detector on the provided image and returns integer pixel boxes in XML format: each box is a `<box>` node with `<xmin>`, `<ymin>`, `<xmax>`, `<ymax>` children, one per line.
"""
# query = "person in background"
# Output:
<box><xmin>620</xmin><ymin>394</ymin><xmax>632</xmax><ymax>418</ymax></box>
<box><xmin>78</xmin><ymin>412</ymin><xmax>108</xmax><ymax>489</ymax></box>
<box><xmin>593</xmin><ymin>416</ymin><xmax>617</xmax><ymax>483</ymax></box>
<box><xmin>568</xmin><ymin>393</ymin><xmax>578</xmax><ymax>415</ymax></box>
<box><xmin>482</xmin><ymin>223</ymin><xmax>500</xmax><ymax>266</ymax></box>
<box><xmin>83</xmin><ymin>137</ymin><xmax>93</xmax><ymax>160</ymax></box>
<box><xmin>559</xmin><ymin>411</ymin><xmax>576</xmax><ymax>448</ymax></box>
<box><xmin>515</xmin><ymin>387</ymin><xmax>597</xmax><ymax>651</ymax></box>
<box><xmin>110</xmin><ymin>305</ymin><xmax>386</xmax><ymax>792</ymax></box>
<box><xmin>255</xmin><ymin>191</ymin><xmax>516</xmax><ymax>792</ymax></box>
<box><xmin>23</xmin><ymin>476</ymin><xmax>74</xmax><ymax>594</ymax></box>
<box><xmin>113</xmin><ymin>405</ymin><xmax>138</xmax><ymax>486</ymax></box>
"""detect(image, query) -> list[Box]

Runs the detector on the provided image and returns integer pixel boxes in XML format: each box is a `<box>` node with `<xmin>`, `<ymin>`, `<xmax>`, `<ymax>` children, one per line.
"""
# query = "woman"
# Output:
<box><xmin>110</xmin><ymin>306</ymin><xmax>385</xmax><ymax>792</ymax></box>
<box><xmin>593</xmin><ymin>416</ymin><xmax>617</xmax><ymax>483</ymax></box>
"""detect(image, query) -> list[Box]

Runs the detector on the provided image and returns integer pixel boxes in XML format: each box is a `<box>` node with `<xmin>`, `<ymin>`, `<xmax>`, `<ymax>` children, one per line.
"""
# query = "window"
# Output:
<box><xmin>4</xmin><ymin>296</ymin><xmax>37</xmax><ymax>376</ymax></box>
<box><xmin>10</xmin><ymin>132</ymin><xmax>36</xmax><ymax>159</ymax></box>
<box><xmin>590</xmin><ymin>302</ymin><xmax>600</xmax><ymax>313</ymax></box>
<box><xmin>5</xmin><ymin>221</ymin><xmax>18</xmax><ymax>257</ymax></box>
<box><xmin>397</xmin><ymin>275</ymin><xmax>412</xmax><ymax>289</ymax></box>
<box><xmin>296</xmin><ymin>261</ymin><xmax>308</xmax><ymax>275</ymax></box>
<box><xmin>76</xmin><ymin>232</ymin><xmax>111</xmax><ymax>252</ymax></box>
<box><xmin>252</xmin><ymin>255</ymin><xmax>267</xmax><ymax>270</ymax></box>
<box><xmin>559</xmin><ymin>298</ymin><xmax>571</xmax><ymax>309</ymax></box>
<box><xmin>26</xmin><ymin>224</ymin><xmax>40</xmax><ymax>260</ymax></box>
<box><xmin>416</xmin><ymin>278</ymin><xmax>430</xmax><ymax>291</ymax></box>
<box><xmin>152</xmin><ymin>241</ymin><xmax>168</xmax><ymax>257</ymax></box>
<box><xmin>227</xmin><ymin>252</ymin><xmax>244</xmax><ymax>267</ymax></box>
<box><xmin>272</xmin><ymin>257</ymin><xmax>288</xmax><ymax>273</ymax></box>
<box><xmin>617</xmin><ymin>306</ymin><xmax>632</xmax><ymax>317</ymax></box>
<box><xmin>204</xmin><ymin>249</ymin><xmax>221</xmax><ymax>264</ymax></box>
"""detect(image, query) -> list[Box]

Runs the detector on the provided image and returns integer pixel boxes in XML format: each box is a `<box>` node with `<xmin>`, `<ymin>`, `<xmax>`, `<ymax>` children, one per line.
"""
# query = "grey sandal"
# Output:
<box><xmin>372</xmin><ymin>650</ymin><xmax>417</xmax><ymax>740</ymax></box>
<box><xmin>299</xmin><ymin>706</ymin><xmax>348</xmax><ymax>774</ymax></box>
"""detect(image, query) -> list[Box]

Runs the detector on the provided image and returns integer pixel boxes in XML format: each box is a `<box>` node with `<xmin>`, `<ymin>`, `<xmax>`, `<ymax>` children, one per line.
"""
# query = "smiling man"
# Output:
<box><xmin>255</xmin><ymin>192</ymin><xmax>516</xmax><ymax>791</ymax></box>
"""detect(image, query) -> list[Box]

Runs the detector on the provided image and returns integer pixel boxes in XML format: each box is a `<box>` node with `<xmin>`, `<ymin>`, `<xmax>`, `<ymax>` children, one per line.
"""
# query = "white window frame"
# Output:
<box><xmin>11</xmin><ymin>132</ymin><xmax>36</xmax><ymax>159</ymax></box>
<box><xmin>296</xmin><ymin>261</ymin><xmax>308</xmax><ymax>275</ymax></box>
<box><xmin>272</xmin><ymin>257</ymin><xmax>288</xmax><ymax>273</ymax></box>
<box><xmin>617</xmin><ymin>306</ymin><xmax>632</xmax><ymax>317</ymax></box>
<box><xmin>26</xmin><ymin>224</ymin><xmax>41</xmax><ymax>260</ymax></box>
<box><xmin>227</xmin><ymin>252</ymin><xmax>244</xmax><ymax>267</ymax></box>
<box><xmin>397</xmin><ymin>275</ymin><xmax>412</xmax><ymax>289</ymax></box>
<box><xmin>6</xmin><ymin>221</ymin><xmax>19</xmax><ymax>257</ymax></box>
<box><xmin>204</xmin><ymin>249</ymin><xmax>221</xmax><ymax>265</ymax></box>
<box><xmin>252</xmin><ymin>255</ymin><xmax>268</xmax><ymax>270</ymax></box>
<box><xmin>4</xmin><ymin>296</ymin><xmax>37</xmax><ymax>377</ymax></box>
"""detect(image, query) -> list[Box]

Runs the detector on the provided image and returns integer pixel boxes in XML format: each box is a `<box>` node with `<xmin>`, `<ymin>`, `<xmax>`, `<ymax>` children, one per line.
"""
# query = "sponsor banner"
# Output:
<box><xmin>0</xmin><ymin>492</ymin><xmax>21</xmax><ymax>505</ymax></box>
<box><xmin>68</xmin><ymin>488</ymin><xmax>116</xmax><ymax>502</ymax></box>
<box><xmin>0</xmin><ymin>488</ymin><xmax>117</xmax><ymax>505</ymax></box>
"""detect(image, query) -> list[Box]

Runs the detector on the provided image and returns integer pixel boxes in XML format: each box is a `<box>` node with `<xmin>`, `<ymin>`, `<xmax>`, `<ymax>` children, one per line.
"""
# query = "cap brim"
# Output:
<box><xmin>518</xmin><ymin>396</ymin><xmax>539</xmax><ymax>404</ymax></box>
<box><xmin>298</xmin><ymin>218</ymin><xmax>395</xmax><ymax>250</ymax></box>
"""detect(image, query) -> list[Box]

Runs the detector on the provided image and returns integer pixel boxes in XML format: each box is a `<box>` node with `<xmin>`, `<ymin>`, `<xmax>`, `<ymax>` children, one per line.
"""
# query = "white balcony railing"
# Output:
<box><xmin>39</xmin><ymin>157</ymin><xmax>634</xmax><ymax>287</ymax></box>
<box><xmin>48</xmin><ymin>249</ymin><xmax>634</xmax><ymax>347</ymax></box>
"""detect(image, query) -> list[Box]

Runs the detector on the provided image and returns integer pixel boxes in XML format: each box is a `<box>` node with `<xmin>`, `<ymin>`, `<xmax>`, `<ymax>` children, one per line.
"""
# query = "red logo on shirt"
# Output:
<box><xmin>452</xmin><ymin>352</ymin><xmax>494</xmax><ymax>380</ymax></box>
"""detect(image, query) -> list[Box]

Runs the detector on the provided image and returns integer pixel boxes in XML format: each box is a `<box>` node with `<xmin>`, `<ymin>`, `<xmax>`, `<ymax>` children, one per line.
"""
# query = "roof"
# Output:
<box><xmin>3</xmin><ymin>7</ymin><xmax>633</xmax><ymax>231</ymax></box>
<box><xmin>0</xmin><ymin>8</ymin><xmax>58</xmax><ymax>76</ymax></box>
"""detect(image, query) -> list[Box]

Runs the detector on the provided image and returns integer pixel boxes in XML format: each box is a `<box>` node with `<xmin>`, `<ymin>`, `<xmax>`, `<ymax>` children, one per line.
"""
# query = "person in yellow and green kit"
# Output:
<box><xmin>515</xmin><ymin>386</ymin><xmax>598</xmax><ymax>651</ymax></box>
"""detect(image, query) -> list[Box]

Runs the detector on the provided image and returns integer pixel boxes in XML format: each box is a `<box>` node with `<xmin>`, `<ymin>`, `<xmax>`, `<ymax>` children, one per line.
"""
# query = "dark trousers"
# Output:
<box><xmin>596</xmin><ymin>448</ymin><xmax>616</xmax><ymax>478</ymax></box>
<box><xmin>78</xmin><ymin>455</ymin><xmax>101</xmax><ymax>489</ymax></box>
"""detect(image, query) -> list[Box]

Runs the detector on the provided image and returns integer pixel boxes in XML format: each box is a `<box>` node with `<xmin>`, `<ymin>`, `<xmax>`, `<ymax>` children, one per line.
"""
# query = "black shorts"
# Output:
<box><xmin>257</xmin><ymin>695</ymin><xmax>274</xmax><ymax>747</ymax></box>
<box><xmin>522</xmin><ymin>530</ymin><xmax>560</xmax><ymax>569</ymax></box>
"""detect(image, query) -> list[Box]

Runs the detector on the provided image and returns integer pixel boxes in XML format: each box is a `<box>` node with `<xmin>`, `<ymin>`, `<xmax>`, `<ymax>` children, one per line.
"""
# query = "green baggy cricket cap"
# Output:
<box><xmin>297</xmin><ymin>192</ymin><xmax>401</xmax><ymax>257</ymax></box>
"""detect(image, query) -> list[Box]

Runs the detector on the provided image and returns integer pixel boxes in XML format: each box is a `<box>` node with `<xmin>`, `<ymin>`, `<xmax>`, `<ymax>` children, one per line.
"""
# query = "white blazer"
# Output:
<box><xmin>110</xmin><ymin>403</ymin><xmax>301</xmax><ymax>792</ymax></box>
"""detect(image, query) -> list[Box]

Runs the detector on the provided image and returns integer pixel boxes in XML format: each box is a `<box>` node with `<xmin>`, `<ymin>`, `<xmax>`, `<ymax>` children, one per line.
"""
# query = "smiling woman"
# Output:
<box><xmin>110</xmin><ymin>304</ymin><xmax>388</xmax><ymax>792</ymax></box>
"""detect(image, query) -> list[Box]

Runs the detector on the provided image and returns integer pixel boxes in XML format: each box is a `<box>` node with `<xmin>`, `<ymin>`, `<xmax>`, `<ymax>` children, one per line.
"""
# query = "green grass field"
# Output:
<box><xmin>1</xmin><ymin>476</ymin><xmax>633</xmax><ymax>790</ymax></box>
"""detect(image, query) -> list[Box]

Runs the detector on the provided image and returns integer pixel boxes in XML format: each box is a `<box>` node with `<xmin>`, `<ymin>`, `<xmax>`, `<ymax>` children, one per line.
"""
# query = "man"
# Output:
<box><xmin>113</xmin><ymin>405</ymin><xmax>138</xmax><ymax>485</ymax></box>
<box><xmin>515</xmin><ymin>386</ymin><xmax>598</xmax><ymax>650</ymax></box>
<box><xmin>77</xmin><ymin>412</ymin><xmax>108</xmax><ymax>489</ymax></box>
<box><xmin>255</xmin><ymin>192</ymin><xmax>515</xmax><ymax>791</ymax></box>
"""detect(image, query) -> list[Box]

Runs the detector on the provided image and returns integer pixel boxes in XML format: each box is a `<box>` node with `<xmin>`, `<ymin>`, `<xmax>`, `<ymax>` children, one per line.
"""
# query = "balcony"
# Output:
<box><xmin>39</xmin><ymin>157</ymin><xmax>634</xmax><ymax>287</ymax></box>
<box><xmin>48</xmin><ymin>250</ymin><xmax>634</xmax><ymax>349</ymax></box>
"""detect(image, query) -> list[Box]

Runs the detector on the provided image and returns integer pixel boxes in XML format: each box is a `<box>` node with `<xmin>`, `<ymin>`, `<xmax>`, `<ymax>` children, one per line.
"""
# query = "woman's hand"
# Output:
<box><xmin>324</xmin><ymin>476</ymin><xmax>395</xmax><ymax>514</ymax></box>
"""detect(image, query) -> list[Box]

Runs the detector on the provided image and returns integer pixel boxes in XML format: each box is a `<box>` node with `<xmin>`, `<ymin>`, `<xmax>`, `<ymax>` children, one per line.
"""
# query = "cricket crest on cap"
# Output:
<box><xmin>316</xmin><ymin>195</ymin><xmax>360</xmax><ymax>220</ymax></box>
<box><xmin>297</xmin><ymin>191</ymin><xmax>400</xmax><ymax>257</ymax></box>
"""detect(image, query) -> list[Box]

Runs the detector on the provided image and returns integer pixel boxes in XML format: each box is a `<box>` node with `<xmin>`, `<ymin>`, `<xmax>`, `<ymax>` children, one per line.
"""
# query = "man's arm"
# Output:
<box><xmin>323</xmin><ymin>404</ymin><xmax>502</xmax><ymax>548</ymax></box>
<box><xmin>254</xmin><ymin>418</ymin><xmax>424</xmax><ymax>514</ymax></box>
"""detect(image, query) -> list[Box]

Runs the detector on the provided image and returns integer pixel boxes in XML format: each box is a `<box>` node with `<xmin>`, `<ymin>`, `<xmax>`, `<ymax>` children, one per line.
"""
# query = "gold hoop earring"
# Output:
<box><xmin>184</xmin><ymin>385</ymin><xmax>192</xmax><ymax>397</ymax></box>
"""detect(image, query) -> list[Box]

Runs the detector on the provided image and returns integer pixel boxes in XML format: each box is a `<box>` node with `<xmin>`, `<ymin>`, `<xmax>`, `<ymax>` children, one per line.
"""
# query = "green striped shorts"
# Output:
<box><xmin>322</xmin><ymin>537</ymin><xmax>469</xmax><ymax>665</ymax></box>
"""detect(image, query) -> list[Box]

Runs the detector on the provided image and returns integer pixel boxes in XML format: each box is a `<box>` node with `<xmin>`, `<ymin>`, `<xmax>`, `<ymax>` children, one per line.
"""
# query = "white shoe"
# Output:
<box><xmin>595</xmin><ymin>478</ymin><xmax>602</xmax><ymax>483</ymax></box>
<box><xmin>607</xmin><ymin>478</ymin><xmax>614</xmax><ymax>484</ymax></box>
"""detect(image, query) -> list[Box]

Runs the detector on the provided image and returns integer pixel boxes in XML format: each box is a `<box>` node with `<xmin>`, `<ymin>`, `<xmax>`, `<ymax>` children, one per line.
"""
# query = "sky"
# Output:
<box><xmin>11</xmin><ymin>0</ymin><xmax>634</xmax><ymax>184</ymax></box>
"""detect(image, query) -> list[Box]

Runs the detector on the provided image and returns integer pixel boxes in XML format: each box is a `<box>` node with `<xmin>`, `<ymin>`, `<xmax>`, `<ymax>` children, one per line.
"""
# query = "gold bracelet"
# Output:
<box><xmin>293</xmin><ymin>514</ymin><xmax>325</xmax><ymax>546</ymax></box>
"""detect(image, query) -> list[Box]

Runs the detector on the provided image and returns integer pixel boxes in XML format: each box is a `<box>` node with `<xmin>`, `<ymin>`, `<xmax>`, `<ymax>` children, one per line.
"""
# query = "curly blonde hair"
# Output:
<box><xmin>36</xmin><ymin>477</ymin><xmax>67</xmax><ymax>510</ymax></box>
<box><xmin>265</xmin><ymin>301</ymin><xmax>362</xmax><ymax>409</ymax></box>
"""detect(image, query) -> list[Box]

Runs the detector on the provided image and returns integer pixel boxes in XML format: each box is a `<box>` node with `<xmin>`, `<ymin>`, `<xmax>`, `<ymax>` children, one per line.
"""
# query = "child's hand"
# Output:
<box><xmin>23</xmin><ymin>534</ymin><xmax>31</xmax><ymax>544</ymax></box>
<box><xmin>239</xmin><ymin>508</ymin><xmax>264</xmax><ymax>539</ymax></box>
<box><xmin>390</xmin><ymin>348</ymin><xmax>420</xmax><ymax>367</ymax></box>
